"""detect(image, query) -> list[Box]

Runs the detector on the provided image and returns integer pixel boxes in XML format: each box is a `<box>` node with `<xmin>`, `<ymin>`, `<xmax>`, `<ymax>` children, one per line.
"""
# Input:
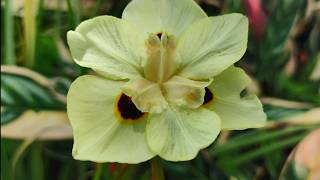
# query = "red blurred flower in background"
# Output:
<box><xmin>243</xmin><ymin>0</ymin><xmax>267</xmax><ymax>40</ymax></box>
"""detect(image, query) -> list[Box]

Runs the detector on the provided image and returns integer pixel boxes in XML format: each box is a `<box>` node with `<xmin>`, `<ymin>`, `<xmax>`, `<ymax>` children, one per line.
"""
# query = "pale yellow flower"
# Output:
<box><xmin>67</xmin><ymin>0</ymin><xmax>266</xmax><ymax>163</ymax></box>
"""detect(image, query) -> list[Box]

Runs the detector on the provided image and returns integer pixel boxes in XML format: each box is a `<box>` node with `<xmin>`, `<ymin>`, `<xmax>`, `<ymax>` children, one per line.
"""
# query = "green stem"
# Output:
<box><xmin>23</xmin><ymin>0</ymin><xmax>38</xmax><ymax>67</ymax></box>
<box><xmin>93</xmin><ymin>163</ymin><xmax>103</xmax><ymax>180</ymax></box>
<box><xmin>151</xmin><ymin>157</ymin><xmax>165</xmax><ymax>180</ymax></box>
<box><xmin>4</xmin><ymin>0</ymin><xmax>15</xmax><ymax>65</ymax></box>
<box><xmin>30</xmin><ymin>143</ymin><xmax>44</xmax><ymax>180</ymax></box>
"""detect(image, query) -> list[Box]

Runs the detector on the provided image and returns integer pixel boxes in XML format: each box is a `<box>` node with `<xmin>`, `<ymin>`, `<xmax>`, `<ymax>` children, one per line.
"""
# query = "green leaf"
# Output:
<box><xmin>1</xmin><ymin>67</ymin><xmax>65</xmax><ymax>125</ymax></box>
<box><xmin>258</xmin><ymin>0</ymin><xmax>303</xmax><ymax>79</ymax></box>
<box><xmin>209</xmin><ymin>125</ymin><xmax>315</xmax><ymax>156</ymax></box>
<box><xmin>34</xmin><ymin>35</ymin><xmax>61</xmax><ymax>76</ymax></box>
<box><xmin>264</xmin><ymin>104</ymin><xmax>308</xmax><ymax>121</ymax></box>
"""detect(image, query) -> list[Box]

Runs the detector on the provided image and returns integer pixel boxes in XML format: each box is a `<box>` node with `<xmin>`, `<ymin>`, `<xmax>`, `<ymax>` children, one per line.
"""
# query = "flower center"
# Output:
<box><xmin>143</xmin><ymin>32</ymin><xmax>178</xmax><ymax>83</ymax></box>
<box><xmin>122</xmin><ymin>33</ymin><xmax>211</xmax><ymax>113</ymax></box>
<box><xmin>116</xmin><ymin>93</ymin><xmax>145</xmax><ymax>120</ymax></box>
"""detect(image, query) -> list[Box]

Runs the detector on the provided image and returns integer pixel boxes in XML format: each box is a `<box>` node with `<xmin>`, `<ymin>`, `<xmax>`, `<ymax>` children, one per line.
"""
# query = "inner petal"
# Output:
<box><xmin>163</xmin><ymin>76</ymin><xmax>212</xmax><ymax>109</ymax></box>
<box><xmin>123</xmin><ymin>77</ymin><xmax>168</xmax><ymax>113</ymax></box>
<box><xmin>143</xmin><ymin>32</ymin><xmax>178</xmax><ymax>83</ymax></box>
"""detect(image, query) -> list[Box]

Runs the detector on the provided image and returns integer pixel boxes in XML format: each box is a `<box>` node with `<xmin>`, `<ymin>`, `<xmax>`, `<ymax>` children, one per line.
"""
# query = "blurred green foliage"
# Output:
<box><xmin>1</xmin><ymin>0</ymin><xmax>319</xmax><ymax>179</ymax></box>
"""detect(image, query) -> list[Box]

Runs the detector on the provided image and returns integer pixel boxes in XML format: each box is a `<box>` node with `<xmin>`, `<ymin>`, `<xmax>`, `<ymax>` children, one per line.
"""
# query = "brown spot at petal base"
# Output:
<box><xmin>116</xmin><ymin>93</ymin><xmax>145</xmax><ymax>121</ymax></box>
<box><xmin>203</xmin><ymin>87</ymin><xmax>214</xmax><ymax>105</ymax></box>
<box><xmin>156</xmin><ymin>32</ymin><xmax>162</xmax><ymax>39</ymax></box>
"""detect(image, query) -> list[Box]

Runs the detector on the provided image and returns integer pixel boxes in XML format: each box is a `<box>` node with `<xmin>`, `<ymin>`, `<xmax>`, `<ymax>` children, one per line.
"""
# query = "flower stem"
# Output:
<box><xmin>151</xmin><ymin>157</ymin><xmax>165</xmax><ymax>180</ymax></box>
<box><xmin>93</xmin><ymin>163</ymin><xmax>102</xmax><ymax>180</ymax></box>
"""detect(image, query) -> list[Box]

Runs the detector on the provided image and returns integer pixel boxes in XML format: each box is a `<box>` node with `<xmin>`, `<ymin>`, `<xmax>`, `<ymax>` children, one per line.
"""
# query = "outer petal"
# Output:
<box><xmin>67</xmin><ymin>75</ymin><xmax>155</xmax><ymax>163</ymax></box>
<box><xmin>122</xmin><ymin>77</ymin><xmax>168</xmax><ymax>113</ymax></box>
<box><xmin>177</xmin><ymin>14</ymin><xmax>249</xmax><ymax>80</ymax></box>
<box><xmin>146</xmin><ymin>105</ymin><xmax>221</xmax><ymax>161</ymax></box>
<box><xmin>67</xmin><ymin>16</ymin><xmax>144</xmax><ymax>80</ymax></box>
<box><xmin>207</xmin><ymin>67</ymin><xmax>266</xmax><ymax>130</ymax></box>
<box><xmin>163</xmin><ymin>76</ymin><xmax>212</xmax><ymax>108</ymax></box>
<box><xmin>122</xmin><ymin>0</ymin><xmax>207</xmax><ymax>37</ymax></box>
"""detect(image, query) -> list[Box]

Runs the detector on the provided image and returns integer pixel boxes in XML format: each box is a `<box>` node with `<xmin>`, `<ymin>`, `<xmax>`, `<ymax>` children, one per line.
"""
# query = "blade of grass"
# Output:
<box><xmin>58</xmin><ymin>160</ymin><xmax>72</xmax><ymax>180</ymax></box>
<box><xmin>66</xmin><ymin>0</ymin><xmax>81</xmax><ymax>28</ymax></box>
<box><xmin>78</xmin><ymin>162</ymin><xmax>88</xmax><ymax>180</ymax></box>
<box><xmin>219</xmin><ymin>133</ymin><xmax>306</xmax><ymax>167</ymax></box>
<box><xmin>1</xmin><ymin>140</ymin><xmax>13</xmax><ymax>180</ymax></box>
<box><xmin>4</xmin><ymin>0</ymin><xmax>15</xmax><ymax>65</ymax></box>
<box><xmin>12</xmin><ymin>138</ymin><xmax>35</xmax><ymax>176</ymax></box>
<box><xmin>190</xmin><ymin>168</ymin><xmax>210</xmax><ymax>180</ymax></box>
<box><xmin>36</xmin><ymin>0</ymin><xmax>44</xmax><ymax>37</ymax></box>
<box><xmin>54</xmin><ymin>0</ymin><xmax>62</xmax><ymax>36</ymax></box>
<box><xmin>93</xmin><ymin>0</ymin><xmax>103</xmax><ymax>16</ymax></box>
<box><xmin>30</xmin><ymin>143</ymin><xmax>44</xmax><ymax>180</ymax></box>
<box><xmin>210</xmin><ymin>125</ymin><xmax>317</xmax><ymax>156</ymax></box>
<box><xmin>101</xmin><ymin>163</ymin><xmax>112</xmax><ymax>180</ymax></box>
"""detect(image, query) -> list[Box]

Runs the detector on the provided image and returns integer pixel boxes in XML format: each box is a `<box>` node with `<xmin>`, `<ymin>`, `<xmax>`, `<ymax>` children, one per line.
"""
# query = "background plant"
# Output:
<box><xmin>1</xmin><ymin>0</ymin><xmax>319</xmax><ymax>179</ymax></box>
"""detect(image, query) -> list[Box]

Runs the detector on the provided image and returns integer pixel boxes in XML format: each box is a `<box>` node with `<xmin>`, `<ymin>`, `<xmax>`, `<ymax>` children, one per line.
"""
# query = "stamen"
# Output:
<box><xmin>116</xmin><ymin>93</ymin><xmax>145</xmax><ymax>120</ymax></box>
<box><xmin>144</xmin><ymin>32</ymin><xmax>177</xmax><ymax>83</ymax></box>
<box><xmin>203</xmin><ymin>87</ymin><xmax>214</xmax><ymax>105</ymax></box>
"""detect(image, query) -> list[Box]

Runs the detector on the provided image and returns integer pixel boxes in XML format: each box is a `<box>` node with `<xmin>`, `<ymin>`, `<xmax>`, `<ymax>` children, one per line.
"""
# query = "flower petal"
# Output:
<box><xmin>122</xmin><ymin>0</ymin><xmax>207</xmax><ymax>37</ymax></box>
<box><xmin>206</xmin><ymin>66</ymin><xmax>266</xmax><ymax>130</ymax></box>
<box><xmin>67</xmin><ymin>75</ymin><xmax>155</xmax><ymax>163</ymax></box>
<box><xmin>163</xmin><ymin>76</ymin><xmax>211</xmax><ymax>108</ymax></box>
<box><xmin>177</xmin><ymin>14</ymin><xmax>249</xmax><ymax>79</ymax></box>
<box><xmin>123</xmin><ymin>77</ymin><xmax>168</xmax><ymax>113</ymax></box>
<box><xmin>146</xmin><ymin>105</ymin><xmax>221</xmax><ymax>161</ymax></box>
<box><xmin>67</xmin><ymin>16</ymin><xmax>144</xmax><ymax>80</ymax></box>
